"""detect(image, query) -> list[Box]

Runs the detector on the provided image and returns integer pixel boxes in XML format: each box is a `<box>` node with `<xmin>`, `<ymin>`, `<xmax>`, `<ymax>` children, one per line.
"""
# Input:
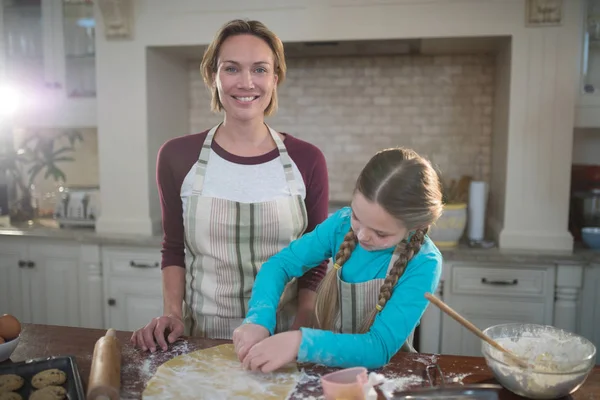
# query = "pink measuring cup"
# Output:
<box><xmin>320</xmin><ymin>367</ymin><xmax>369</xmax><ymax>400</ymax></box>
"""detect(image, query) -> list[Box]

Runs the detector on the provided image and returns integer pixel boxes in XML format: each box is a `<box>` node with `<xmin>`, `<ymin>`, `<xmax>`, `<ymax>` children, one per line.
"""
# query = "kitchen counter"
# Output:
<box><xmin>0</xmin><ymin>219</ymin><xmax>162</xmax><ymax>247</ymax></box>
<box><xmin>1</xmin><ymin>219</ymin><xmax>599</xmax><ymax>264</ymax></box>
<box><xmin>2</xmin><ymin>324</ymin><xmax>599</xmax><ymax>399</ymax></box>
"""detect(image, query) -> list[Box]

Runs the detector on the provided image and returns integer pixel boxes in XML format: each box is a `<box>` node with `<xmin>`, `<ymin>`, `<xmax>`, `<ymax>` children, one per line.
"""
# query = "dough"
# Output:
<box><xmin>28</xmin><ymin>386</ymin><xmax>67</xmax><ymax>400</ymax></box>
<box><xmin>31</xmin><ymin>369</ymin><xmax>66</xmax><ymax>389</ymax></box>
<box><xmin>0</xmin><ymin>375</ymin><xmax>24</xmax><ymax>392</ymax></box>
<box><xmin>142</xmin><ymin>344</ymin><xmax>301</xmax><ymax>400</ymax></box>
<box><xmin>0</xmin><ymin>392</ymin><xmax>22</xmax><ymax>400</ymax></box>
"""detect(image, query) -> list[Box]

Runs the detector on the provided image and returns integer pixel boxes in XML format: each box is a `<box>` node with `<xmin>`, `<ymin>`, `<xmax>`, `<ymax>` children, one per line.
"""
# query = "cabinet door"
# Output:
<box><xmin>28</xmin><ymin>243</ymin><xmax>81</xmax><ymax>327</ymax></box>
<box><xmin>580</xmin><ymin>264</ymin><xmax>600</xmax><ymax>349</ymax></box>
<box><xmin>105</xmin><ymin>278</ymin><xmax>163</xmax><ymax>332</ymax></box>
<box><xmin>0</xmin><ymin>242</ymin><xmax>28</xmax><ymax>320</ymax></box>
<box><xmin>441</xmin><ymin>297</ymin><xmax>547</xmax><ymax>357</ymax></box>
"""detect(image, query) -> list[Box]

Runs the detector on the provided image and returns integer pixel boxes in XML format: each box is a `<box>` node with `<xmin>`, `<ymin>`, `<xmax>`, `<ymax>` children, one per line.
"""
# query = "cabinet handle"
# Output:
<box><xmin>18</xmin><ymin>260</ymin><xmax>26</xmax><ymax>268</ymax></box>
<box><xmin>27</xmin><ymin>261</ymin><xmax>35</xmax><ymax>268</ymax></box>
<box><xmin>108</xmin><ymin>298</ymin><xmax>116</xmax><ymax>306</ymax></box>
<box><xmin>481</xmin><ymin>278</ymin><xmax>518</xmax><ymax>286</ymax></box>
<box><xmin>129</xmin><ymin>261</ymin><xmax>159</xmax><ymax>269</ymax></box>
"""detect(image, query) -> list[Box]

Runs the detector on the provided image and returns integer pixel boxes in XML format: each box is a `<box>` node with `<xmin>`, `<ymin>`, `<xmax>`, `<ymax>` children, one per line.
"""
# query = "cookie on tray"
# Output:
<box><xmin>0</xmin><ymin>374</ymin><xmax>24</xmax><ymax>392</ymax></box>
<box><xmin>0</xmin><ymin>392</ymin><xmax>23</xmax><ymax>400</ymax></box>
<box><xmin>30</xmin><ymin>369</ymin><xmax>66</xmax><ymax>389</ymax></box>
<box><xmin>28</xmin><ymin>386</ymin><xmax>67</xmax><ymax>400</ymax></box>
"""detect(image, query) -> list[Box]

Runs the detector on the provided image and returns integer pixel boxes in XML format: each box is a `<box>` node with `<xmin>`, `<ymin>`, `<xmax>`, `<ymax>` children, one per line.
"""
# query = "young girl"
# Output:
<box><xmin>232</xmin><ymin>147</ymin><xmax>444</xmax><ymax>371</ymax></box>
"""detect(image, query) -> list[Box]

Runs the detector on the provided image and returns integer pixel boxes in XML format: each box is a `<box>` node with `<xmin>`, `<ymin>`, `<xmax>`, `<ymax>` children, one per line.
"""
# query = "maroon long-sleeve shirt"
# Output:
<box><xmin>156</xmin><ymin>130</ymin><xmax>330</xmax><ymax>291</ymax></box>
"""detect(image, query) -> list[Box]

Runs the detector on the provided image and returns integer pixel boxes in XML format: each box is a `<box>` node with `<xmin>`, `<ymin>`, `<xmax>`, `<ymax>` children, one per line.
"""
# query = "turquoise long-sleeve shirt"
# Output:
<box><xmin>244</xmin><ymin>207</ymin><xmax>443</xmax><ymax>369</ymax></box>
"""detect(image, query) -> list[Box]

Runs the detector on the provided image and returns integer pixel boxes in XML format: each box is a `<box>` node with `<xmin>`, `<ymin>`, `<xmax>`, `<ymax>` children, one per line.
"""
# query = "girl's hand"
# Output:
<box><xmin>242</xmin><ymin>331</ymin><xmax>302</xmax><ymax>373</ymax></box>
<box><xmin>233</xmin><ymin>323</ymin><xmax>270</xmax><ymax>362</ymax></box>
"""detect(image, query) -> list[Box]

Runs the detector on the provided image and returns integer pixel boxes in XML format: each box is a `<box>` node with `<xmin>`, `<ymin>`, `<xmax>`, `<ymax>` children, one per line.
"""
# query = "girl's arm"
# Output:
<box><xmin>244</xmin><ymin>211</ymin><xmax>342</xmax><ymax>334</ymax></box>
<box><xmin>298</xmin><ymin>256</ymin><xmax>442</xmax><ymax>369</ymax></box>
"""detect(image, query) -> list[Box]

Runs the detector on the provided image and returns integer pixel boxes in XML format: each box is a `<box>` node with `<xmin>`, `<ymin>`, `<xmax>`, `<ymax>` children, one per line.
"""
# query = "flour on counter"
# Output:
<box><xmin>120</xmin><ymin>339</ymin><xmax>191</xmax><ymax>400</ymax></box>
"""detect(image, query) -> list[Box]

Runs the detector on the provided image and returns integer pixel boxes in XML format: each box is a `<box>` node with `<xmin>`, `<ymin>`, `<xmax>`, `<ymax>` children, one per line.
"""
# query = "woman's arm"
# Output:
<box><xmin>294</xmin><ymin>147</ymin><xmax>329</xmax><ymax>327</ymax></box>
<box><xmin>296</xmin><ymin>145</ymin><xmax>329</xmax><ymax>294</ymax></box>
<box><xmin>157</xmin><ymin>140</ymin><xmax>187</xmax><ymax>270</ymax></box>
<box><xmin>297</xmin><ymin>257</ymin><xmax>442</xmax><ymax>368</ymax></box>
<box><xmin>162</xmin><ymin>265</ymin><xmax>185</xmax><ymax>318</ymax></box>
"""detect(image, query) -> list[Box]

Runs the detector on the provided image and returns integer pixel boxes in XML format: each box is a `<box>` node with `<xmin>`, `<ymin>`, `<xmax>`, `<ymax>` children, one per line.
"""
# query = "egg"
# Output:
<box><xmin>0</xmin><ymin>314</ymin><xmax>21</xmax><ymax>341</ymax></box>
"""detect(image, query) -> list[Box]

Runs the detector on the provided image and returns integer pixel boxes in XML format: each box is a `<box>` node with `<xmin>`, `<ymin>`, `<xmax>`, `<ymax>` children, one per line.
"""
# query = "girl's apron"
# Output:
<box><xmin>335</xmin><ymin>248</ymin><xmax>416</xmax><ymax>352</ymax></box>
<box><xmin>182</xmin><ymin>123</ymin><xmax>307</xmax><ymax>339</ymax></box>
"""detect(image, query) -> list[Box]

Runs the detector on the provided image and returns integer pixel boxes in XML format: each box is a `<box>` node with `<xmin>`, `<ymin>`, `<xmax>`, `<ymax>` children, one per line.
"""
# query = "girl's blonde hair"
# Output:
<box><xmin>314</xmin><ymin>147</ymin><xmax>443</xmax><ymax>333</ymax></box>
<box><xmin>200</xmin><ymin>19</ymin><xmax>286</xmax><ymax>116</ymax></box>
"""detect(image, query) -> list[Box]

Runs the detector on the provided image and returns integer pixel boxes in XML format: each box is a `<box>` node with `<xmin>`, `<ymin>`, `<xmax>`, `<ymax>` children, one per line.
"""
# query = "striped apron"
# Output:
<box><xmin>335</xmin><ymin>248</ymin><xmax>416</xmax><ymax>352</ymax></box>
<box><xmin>182</xmin><ymin>123</ymin><xmax>308</xmax><ymax>339</ymax></box>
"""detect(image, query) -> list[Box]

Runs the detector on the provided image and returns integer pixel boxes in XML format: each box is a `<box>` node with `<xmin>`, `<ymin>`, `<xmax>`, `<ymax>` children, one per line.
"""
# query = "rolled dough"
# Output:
<box><xmin>142</xmin><ymin>344</ymin><xmax>301</xmax><ymax>400</ymax></box>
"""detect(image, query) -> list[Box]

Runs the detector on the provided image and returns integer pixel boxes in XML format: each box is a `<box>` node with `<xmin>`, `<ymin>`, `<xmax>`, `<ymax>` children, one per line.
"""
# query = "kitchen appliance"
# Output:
<box><xmin>54</xmin><ymin>185</ymin><xmax>100</xmax><ymax>229</ymax></box>
<box><xmin>569</xmin><ymin>165</ymin><xmax>600</xmax><ymax>241</ymax></box>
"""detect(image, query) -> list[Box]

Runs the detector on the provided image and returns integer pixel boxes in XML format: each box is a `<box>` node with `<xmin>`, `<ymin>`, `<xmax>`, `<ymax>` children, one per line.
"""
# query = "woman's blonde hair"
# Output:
<box><xmin>200</xmin><ymin>19</ymin><xmax>286</xmax><ymax>116</ymax></box>
<box><xmin>314</xmin><ymin>147</ymin><xmax>443</xmax><ymax>333</ymax></box>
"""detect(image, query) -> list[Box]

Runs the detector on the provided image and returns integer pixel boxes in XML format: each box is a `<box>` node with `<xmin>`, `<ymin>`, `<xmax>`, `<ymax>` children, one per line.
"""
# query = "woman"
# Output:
<box><xmin>131</xmin><ymin>19</ymin><xmax>329</xmax><ymax>352</ymax></box>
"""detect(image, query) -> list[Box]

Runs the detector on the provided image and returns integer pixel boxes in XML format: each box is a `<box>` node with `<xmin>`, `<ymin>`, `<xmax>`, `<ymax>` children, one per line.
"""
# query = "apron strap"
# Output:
<box><xmin>191</xmin><ymin>124</ymin><xmax>219</xmax><ymax>195</ymax></box>
<box><xmin>267</xmin><ymin>126</ymin><xmax>301</xmax><ymax>196</ymax></box>
<box><xmin>191</xmin><ymin>123</ymin><xmax>301</xmax><ymax>196</ymax></box>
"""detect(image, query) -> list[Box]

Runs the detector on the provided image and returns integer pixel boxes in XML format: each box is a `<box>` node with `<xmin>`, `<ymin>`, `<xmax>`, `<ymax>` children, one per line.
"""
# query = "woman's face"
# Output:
<box><xmin>214</xmin><ymin>34</ymin><xmax>278</xmax><ymax>123</ymax></box>
<box><xmin>350</xmin><ymin>191</ymin><xmax>408</xmax><ymax>251</ymax></box>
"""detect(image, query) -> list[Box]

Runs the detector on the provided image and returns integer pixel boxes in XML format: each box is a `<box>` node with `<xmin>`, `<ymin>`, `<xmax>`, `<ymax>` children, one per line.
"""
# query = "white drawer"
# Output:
<box><xmin>451</xmin><ymin>264</ymin><xmax>551</xmax><ymax>298</ymax></box>
<box><xmin>102</xmin><ymin>246</ymin><xmax>161</xmax><ymax>277</ymax></box>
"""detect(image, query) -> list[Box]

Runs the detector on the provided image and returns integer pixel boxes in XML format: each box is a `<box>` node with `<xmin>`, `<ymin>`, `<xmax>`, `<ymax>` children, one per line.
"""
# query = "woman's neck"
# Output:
<box><xmin>215</xmin><ymin>116</ymin><xmax>277</xmax><ymax>157</ymax></box>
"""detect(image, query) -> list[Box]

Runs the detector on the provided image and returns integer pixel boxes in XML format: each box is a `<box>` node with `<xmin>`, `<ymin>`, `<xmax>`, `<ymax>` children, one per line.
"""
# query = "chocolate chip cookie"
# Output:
<box><xmin>0</xmin><ymin>392</ymin><xmax>23</xmax><ymax>400</ymax></box>
<box><xmin>30</xmin><ymin>370</ymin><xmax>66</xmax><ymax>390</ymax></box>
<box><xmin>28</xmin><ymin>386</ymin><xmax>66</xmax><ymax>400</ymax></box>
<box><xmin>0</xmin><ymin>375</ymin><xmax>24</xmax><ymax>392</ymax></box>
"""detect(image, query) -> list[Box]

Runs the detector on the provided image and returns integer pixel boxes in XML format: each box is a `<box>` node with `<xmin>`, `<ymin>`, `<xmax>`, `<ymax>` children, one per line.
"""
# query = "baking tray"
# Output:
<box><xmin>389</xmin><ymin>364</ymin><xmax>503</xmax><ymax>399</ymax></box>
<box><xmin>390</xmin><ymin>384</ymin><xmax>502</xmax><ymax>399</ymax></box>
<box><xmin>0</xmin><ymin>355</ymin><xmax>85</xmax><ymax>399</ymax></box>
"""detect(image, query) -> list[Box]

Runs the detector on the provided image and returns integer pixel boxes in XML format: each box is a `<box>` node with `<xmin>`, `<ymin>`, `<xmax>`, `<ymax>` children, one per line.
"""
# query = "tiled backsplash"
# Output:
<box><xmin>190</xmin><ymin>54</ymin><xmax>495</xmax><ymax>201</ymax></box>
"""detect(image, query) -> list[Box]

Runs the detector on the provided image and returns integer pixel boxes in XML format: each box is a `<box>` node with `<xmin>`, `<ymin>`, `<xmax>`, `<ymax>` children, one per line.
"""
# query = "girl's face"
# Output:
<box><xmin>214</xmin><ymin>34</ymin><xmax>278</xmax><ymax>123</ymax></box>
<box><xmin>350</xmin><ymin>191</ymin><xmax>408</xmax><ymax>251</ymax></box>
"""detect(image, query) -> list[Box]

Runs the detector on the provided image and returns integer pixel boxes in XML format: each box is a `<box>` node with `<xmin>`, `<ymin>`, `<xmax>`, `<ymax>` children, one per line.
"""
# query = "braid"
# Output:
<box><xmin>377</xmin><ymin>227</ymin><xmax>427</xmax><ymax>309</ymax></box>
<box><xmin>314</xmin><ymin>228</ymin><xmax>357</xmax><ymax>330</ymax></box>
<box><xmin>358</xmin><ymin>227</ymin><xmax>428</xmax><ymax>333</ymax></box>
<box><xmin>335</xmin><ymin>229</ymin><xmax>357</xmax><ymax>266</ymax></box>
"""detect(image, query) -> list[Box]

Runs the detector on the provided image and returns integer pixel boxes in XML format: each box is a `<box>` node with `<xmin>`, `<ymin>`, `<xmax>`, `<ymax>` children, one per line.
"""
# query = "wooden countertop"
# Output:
<box><xmin>2</xmin><ymin>324</ymin><xmax>599</xmax><ymax>399</ymax></box>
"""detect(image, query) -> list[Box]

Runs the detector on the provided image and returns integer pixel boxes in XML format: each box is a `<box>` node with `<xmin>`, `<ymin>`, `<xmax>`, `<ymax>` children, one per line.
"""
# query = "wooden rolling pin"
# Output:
<box><xmin>87</xmin><ymin>328</ymin><xmax>122</xmax><ymax>400</ymax></box>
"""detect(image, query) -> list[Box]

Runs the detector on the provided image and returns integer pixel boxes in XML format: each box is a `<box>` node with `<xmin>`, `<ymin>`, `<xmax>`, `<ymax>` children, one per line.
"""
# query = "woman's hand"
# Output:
<box><xmin>242</xmin><ymin>331</ymin><xmax>302</xmax><ymax>373</ymax></box>
<box><xmin>130</xmin><ymin>314</ymin><xmax>184</xmax><ymax>352</ymax></box>
<box><xmin>232</xmin><ymin>323</ymin><xmax>270</xmax><ymax>362</ymax></box>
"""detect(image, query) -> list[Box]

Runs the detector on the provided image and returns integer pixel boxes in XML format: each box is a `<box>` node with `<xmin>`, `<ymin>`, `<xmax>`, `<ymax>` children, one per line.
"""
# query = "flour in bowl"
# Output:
<box><xmin>485</xmin><ymin>329</ymin><xmax>594</xmax><ymax>399</ymax></box>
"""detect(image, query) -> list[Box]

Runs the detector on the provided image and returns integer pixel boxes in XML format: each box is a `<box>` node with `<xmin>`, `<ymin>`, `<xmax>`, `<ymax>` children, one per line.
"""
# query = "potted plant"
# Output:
<box><xmin>428</xmin><ymin>174</ymin><xmax>471</xmax><ymax>248</ymax></box>
<box><xmin>0</xmin><ymin>129</ymin><xmax>83</xmax><ymax>223</ymax></box>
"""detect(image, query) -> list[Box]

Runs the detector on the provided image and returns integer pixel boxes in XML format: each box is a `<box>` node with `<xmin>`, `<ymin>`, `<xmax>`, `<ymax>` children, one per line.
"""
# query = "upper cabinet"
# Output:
<box><xmin>577</xmin><ymin>0</ymin><xmax>600</xmax><ymax>127</ymax></box>
<box><xmin>2</xmin><ymin>0</ymin><xmax>96</xmax><ymax>128</ymax></box>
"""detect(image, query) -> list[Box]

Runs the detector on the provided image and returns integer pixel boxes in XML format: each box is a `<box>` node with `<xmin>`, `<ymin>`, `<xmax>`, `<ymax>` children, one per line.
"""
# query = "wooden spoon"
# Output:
<box><xmin>424</xmin><ymin>293</ymin><xmax>532</xmax><ymax>369</ymax></box>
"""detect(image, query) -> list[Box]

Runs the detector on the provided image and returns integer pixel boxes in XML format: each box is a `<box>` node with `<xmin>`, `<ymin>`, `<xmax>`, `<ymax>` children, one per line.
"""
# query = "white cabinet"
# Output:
<box><xmin>433</xmin><ymin>262</ymin><xmax>555</xmax><ymax>357</ymax></box>
<box><xmin>101</xmin><ymin>246</ymin><xmax>164</xmax><ymax>332</ymax></box>
<box><xmin>580</xmin><ymin>261</ymin><xmax>600</xmax><ymax>349</ymax></box>
<box><xmin>576</xmin><ymin>0</ymin><xmax>600</xmax><ymax>127</ymax></box>
<box><xmin>2</xmin><ymin>0</ymin><xmax>96</xmax><ymax>128</ymax></box>
<box><xmin>0</xmin><ymin>240</ymin><xmax>26</xmax><ymax>319</ymax></box>
<box><xmin>0</xmin><ymin>237</ymin><xmax>102</xmax><ymax>328</ymax></box>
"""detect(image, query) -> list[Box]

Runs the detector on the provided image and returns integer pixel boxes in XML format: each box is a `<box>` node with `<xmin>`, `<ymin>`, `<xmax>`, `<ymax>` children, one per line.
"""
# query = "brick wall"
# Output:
<box><xmin>190</xmin><ymin>54</ymin><xmax>495</xmax><ymax>201</ymax></box>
